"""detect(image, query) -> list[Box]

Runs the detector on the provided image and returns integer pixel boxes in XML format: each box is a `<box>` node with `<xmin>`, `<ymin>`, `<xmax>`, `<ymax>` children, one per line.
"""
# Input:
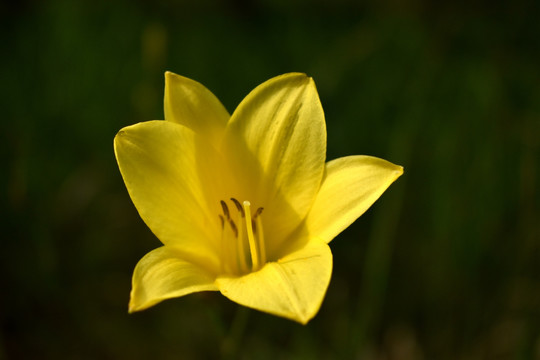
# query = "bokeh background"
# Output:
<box><xmin>2</xmin><ymin>0</ymin><xmax>539</xmax><ymax>358</ymax></box>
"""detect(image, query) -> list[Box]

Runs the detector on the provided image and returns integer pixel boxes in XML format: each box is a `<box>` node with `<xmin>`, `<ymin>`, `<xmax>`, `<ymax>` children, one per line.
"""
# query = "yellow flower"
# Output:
<box><xmin>114</xmin><ymin>72</ymin><xmax>403</xmax><ymax>324</ymax></box>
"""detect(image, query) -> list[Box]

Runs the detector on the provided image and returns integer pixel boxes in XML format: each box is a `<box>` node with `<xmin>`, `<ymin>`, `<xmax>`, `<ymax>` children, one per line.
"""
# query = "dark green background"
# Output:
<box><xmin>2</xmin><ymin>0</ymin><xmax>539</xmax><ymax>358</ymax></box>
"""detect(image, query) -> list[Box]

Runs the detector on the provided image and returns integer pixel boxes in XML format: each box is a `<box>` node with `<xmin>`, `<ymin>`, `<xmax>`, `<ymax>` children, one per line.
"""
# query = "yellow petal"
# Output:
<box><xmin>306</xmin><ymin>155</ymin><xmax>403</xmax><ymax>243</ymax></box>
<box><xmin>114</xmin><ymin>120</ymin><xmax>227</xmax><ymax>273</ymax></box>
<box><xmin>164</xmin><ymin>71</ymin><xmax>230</xmax><ymax>144</ymax></box>
<box><xmin>216</xmin><ymin>239</ymin><xmax>332</xmax><ymax>324</ymax></box>
<box><xmin>129</xmin><ymin>246</ymin><xmax>218</xmax><ymax>312</ymax></box>
<box><xmin>223</xmin><ymin>73</ymin><xmax>326</xmax><ymax>256</ymax></box>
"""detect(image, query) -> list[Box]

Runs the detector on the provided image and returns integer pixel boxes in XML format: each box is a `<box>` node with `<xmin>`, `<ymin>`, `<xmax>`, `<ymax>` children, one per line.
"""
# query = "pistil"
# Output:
<box><xmin>242</xmin><ymin>201</ymin><xmax>260</xmax><ymax>271</ymax></box>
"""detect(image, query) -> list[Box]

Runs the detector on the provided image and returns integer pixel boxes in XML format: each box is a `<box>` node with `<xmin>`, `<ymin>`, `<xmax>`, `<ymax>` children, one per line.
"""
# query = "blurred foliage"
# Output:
<box><xmin>1</xmin><ymin>0</ymin><xmax>539</xmax><ymax>359</ymax></box>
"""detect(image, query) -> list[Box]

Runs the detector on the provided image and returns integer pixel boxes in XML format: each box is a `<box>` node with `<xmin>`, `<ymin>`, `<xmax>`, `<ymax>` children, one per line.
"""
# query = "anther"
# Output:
<box><xmin>219</xmin><ymin>215</ymin><xmax>225</xmax><ymax>229</ymax></box>
<box><xmin>228</xmin><ymin>219</ymin><xmax>238</xmax><ymax>238</ymax></box>
<box><xmin>230</xmin><ymin>198</ymin><xmax>245</xmax><ymax>217</ymax></box>
<box><xmin>254</xmin><ymin>207</ymin><xmax>264</xmax><ymax>218</ymax></box>
<box><xmin>220</xmin><ymin>200</ymin><xmax>230</xmax><ymax>219</ymax></box>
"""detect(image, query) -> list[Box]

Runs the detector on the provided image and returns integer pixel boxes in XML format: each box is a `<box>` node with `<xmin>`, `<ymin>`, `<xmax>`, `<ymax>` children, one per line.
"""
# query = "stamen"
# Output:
<box><xmin>228</xmin><ymin>219</ymin><xmax>238</xmax><ymax>238</ymax></box>
<box><xmin>219</xmin><ymin>215</ymin><xmax>225</xmax><ymax>229</ymax></box>
<box><xmin>251</xmin><ymin>208</ymin><xmax>263</xmax><ymax>233</ymax></box>
<box><xmin>230</xmin><ymin>198</ymin><xmax>245</xmax><ymax>217</ymax></box>
<box><xmin>256</xmin><ymin>215</ymin><xmax>266</xmax><ymax>265</ymax></box>
<box><xmin>218</xmin><ymin>200</ymin><xmax>266</xmax><ymax>275</ymax></box>
<box><xmin>235</xmin><ymin>212</ymin><xmax>249</xmax><ymax>274</ymax></box>
<box><xmin>220</xmin><ymin>200</ymin><xmax>230</xmax><ymax>219</ymax></box>
<box><xmin>221</xmin><ymin>215</ymin><xmax>233</xmax><ymax>274</ymax></box>
<box><xmin>220</xmin><ymin>221</ymin><xmax>227</xmax><ymax>273</ymax></box>
<box><xmin>243</xmin><ymin>201</ymin><xmax>260</xmax><ymax>270</ymax></box>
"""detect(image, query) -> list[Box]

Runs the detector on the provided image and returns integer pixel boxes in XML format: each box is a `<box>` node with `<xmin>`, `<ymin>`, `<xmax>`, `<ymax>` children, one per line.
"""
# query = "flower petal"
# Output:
<box><xmin>129</xmin><ymin>246</ymin><xmax>218</xmax><ymax>313</ymax></box>
<box><xmin>216</xmin><ymin>239</ymin><xmax>332</xmax><ymax>324</ymax></box>
<box><xmin>114</xmin><ymin>120</ymin><xmax>227</xmax><ymax>273</ymax></box>
<box><xmin>223</xmin><ymin>73</ymin><xmax>326</xmax><ymax>256</ymax></box>
<box><xmin>306</xmin><ymin>155</ymin><xmax>403</xmax><ymax>243</ymax></box>
<box><xmin>164</xmin><ymin>71</ymin><xmax>229</xmax><ymax>143</ymax></box>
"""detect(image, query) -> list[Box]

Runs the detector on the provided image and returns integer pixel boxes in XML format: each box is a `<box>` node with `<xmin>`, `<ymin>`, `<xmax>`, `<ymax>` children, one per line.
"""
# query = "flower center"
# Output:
<box><xmin>219</xmin><ymin>198</ymin><xmax>266</xmax><ymax>275</ymax></box>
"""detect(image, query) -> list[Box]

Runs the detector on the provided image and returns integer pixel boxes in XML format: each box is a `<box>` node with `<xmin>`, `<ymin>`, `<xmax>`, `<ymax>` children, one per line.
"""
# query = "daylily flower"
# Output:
<box><xmin>114</xmin><ymin>72</ymin><xmax>403</xmax><ymax>324</ymax></box>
